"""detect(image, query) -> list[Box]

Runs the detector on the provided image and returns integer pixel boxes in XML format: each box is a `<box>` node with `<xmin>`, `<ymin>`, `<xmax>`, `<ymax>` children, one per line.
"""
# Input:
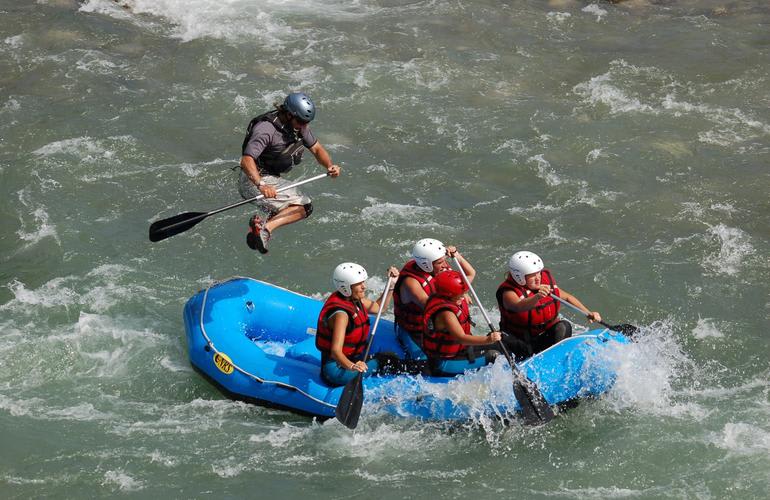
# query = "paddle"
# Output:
<box><xmin>335</xmin><ymin>275</ymin><xmax>397</xmax><ymax>430</ymax></box>
<box><xmin>452</xmin><ymin>260</ymin><xmax>555</xmax><ymax>426</ymax></box>
<box><xmin>148</xmin><ymin>172</ymin><xmax>329</xmax><ymax>242</ymax></box>
<box><xmin>549</xmin><ymin>293</ymin><xmax>638</xmax><ymax>337</ymax></box>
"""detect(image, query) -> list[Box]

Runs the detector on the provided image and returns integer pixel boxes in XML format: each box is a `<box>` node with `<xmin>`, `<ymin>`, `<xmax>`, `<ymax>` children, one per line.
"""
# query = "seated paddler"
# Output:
<box><xmin>315</xmin><ymin>262</ymin><xmax>401</xmax><ymax>387</ymax></box>
<box><xmin>496</xmin><ymin>251</ymin><xmax>602</xmax><ymax>360</ymax></box>
<box><xmin>422</xmin><ymin>270</ymin><xmax>502</xmax><ymax>377</ymax></box>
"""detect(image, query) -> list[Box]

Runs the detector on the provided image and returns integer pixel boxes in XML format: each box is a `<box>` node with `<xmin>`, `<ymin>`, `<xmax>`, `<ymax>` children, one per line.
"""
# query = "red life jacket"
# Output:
<box><xmin>496</xmin><ymin>269</ymin><xmax>560</xmax><ymax>337</ymax></box>
<box><xmin>315</xmin><ymin>292</ymin><xmax>370</xmax><ymax>358</ymax></box>
<box><xmin>422</xmin><ymin>296</ymin><xmax>472</xmax><ymax>359</ymax></box>
<box><xmin>393</xmin><ymin>260</ymin><xmax>435</xmax><ymax>334</ymax></box>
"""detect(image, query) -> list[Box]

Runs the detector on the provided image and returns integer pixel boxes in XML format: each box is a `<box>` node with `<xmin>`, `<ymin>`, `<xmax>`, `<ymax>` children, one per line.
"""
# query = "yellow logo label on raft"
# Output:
<box><xmin>213</xmin><ymin>352</ymin><xmax>234</xmax><ymax>375</ymax></box>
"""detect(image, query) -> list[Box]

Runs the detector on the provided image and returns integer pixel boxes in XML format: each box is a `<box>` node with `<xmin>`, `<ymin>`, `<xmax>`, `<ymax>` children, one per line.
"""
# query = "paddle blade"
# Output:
<box><xmin>149</xmin><ymin>212</ymin><xmax>208</xmax><ymax>242</ymax></box>
<box><xmin>512</xmin><ymin>376</ymin><xmax>555</xmax><ymax>426</ymax></box>
<box><xmin>335</xmin><ymin>374</ymin><xmax>364</xmax><ymax>429</ymax></box>
<box><xmin>612</xmin><ymin>323</ymin><xmax>639</xmax><ymax>337</ymax></box>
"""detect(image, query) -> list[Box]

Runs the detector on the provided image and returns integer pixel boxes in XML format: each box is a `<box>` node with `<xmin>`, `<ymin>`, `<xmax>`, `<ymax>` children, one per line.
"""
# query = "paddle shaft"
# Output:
<box><xmin>452</xmin><ymin>262</ymin><xmax>517</xmax><ymax>366</ymax></box>
<box><xmin>153</xmin><ymin>172</ymin><xmax>328</xmax><ymax>236</ymax></box>
<box><xmin>549</xmin><ymin>293</ymin><xmax>612</xmax><ymax>329</ymax></box>
<box><xmin>359</xmin><ymin>275</ymin><xmax>397</xmax><ymax>362</ymax></box>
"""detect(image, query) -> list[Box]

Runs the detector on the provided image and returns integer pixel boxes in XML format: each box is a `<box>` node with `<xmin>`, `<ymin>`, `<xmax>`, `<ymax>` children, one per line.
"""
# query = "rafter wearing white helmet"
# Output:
<box><xmin>411</xmin><ymin>238</ymin><xmax>447</xmax><ymax>273</ymax></box>
<box><xmin>508</xmin><ymin>251</ymin><xmax>544</xmax><ymax>286</ymax></box>
<box><xmin>332</xmin><ymin>262</ymin><xmax>368</xmax><ymax>297</ymax></box>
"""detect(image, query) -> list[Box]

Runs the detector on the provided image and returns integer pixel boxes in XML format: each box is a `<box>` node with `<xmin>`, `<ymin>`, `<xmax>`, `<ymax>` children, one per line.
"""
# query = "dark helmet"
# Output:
<box><xmin>283</xmin><ymin>92</ymin><xmax>316</xmax><ymax>123</ymax></box>
<box><xmin>432</xmin><ymin>270</ymin><xmax>468</xmax><ymax>298</ymax></box>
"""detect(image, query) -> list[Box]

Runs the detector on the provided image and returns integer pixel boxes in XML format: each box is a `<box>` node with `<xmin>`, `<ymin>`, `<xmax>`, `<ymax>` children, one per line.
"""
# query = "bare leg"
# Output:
<box><xmin>264</xmin><ymin>205</ymin><xmax>307</xmax><ymax>234</ymax></box>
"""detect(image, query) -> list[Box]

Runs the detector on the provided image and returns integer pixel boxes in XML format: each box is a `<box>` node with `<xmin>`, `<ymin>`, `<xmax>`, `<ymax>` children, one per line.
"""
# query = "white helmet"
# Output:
<box><xmin>331</xmin><ymin>262</ymin><xmax>368</xmax><ymax>297</ymax></box>
<box><xmin>412</xmin><ymin>238</ymin><xmax>446</xmax><ymax>273</ymax></box>
<box><xmin>508</xmin><ymin>251</ymin><xmax>544</xmax><ymax>286</ymax></box>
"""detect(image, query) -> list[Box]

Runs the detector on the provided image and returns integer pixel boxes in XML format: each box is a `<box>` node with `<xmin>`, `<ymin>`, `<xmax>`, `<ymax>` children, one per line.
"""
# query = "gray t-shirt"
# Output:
<box><xmin>242</xmin><ymin>113</ymin><xmax>317</xmax><ymax>173</ymax></box>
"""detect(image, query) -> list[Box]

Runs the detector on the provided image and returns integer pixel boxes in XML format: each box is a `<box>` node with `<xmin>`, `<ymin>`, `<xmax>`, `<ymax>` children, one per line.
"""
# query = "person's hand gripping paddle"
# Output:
<box><xmin>549</xmin><ymin>293</ymin><xmax>638</xmax><ymax>338</ymax></box>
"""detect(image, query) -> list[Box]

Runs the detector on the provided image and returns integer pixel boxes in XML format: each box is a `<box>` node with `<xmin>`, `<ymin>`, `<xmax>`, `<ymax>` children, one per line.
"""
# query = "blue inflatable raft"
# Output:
<box><xmin>183</xmin><ymin>277</ymin><xmax>632</xmax><ymax>422</ymax></box>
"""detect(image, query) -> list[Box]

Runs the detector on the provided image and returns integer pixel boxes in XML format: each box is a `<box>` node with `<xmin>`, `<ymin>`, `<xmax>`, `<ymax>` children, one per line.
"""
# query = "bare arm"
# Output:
<box><xmin>447</xmin><ymin>246</ymin><xmax>475</xmax><ymax>282</ymax></box>
<box><xmin>365</xmin><ymin>267</ymin><xmax>399</xmax><ymax>314</ymax></box>
<box><xmin>559</xmin><ymin>290</ymin><xmax>602</xmax><ymax>322</ymax></box>
<box><xmin>328</xmin><ymin>313</ymin><xmax>367</xmax><ymax>373</ymax></box>
<box><xmin>308</xmin><ymin>142</ymin><xmax>340</xmax><ymax>177</ymax></box>
<box><xmin>239</xmin><ymin>155</ymin><xmax>277</xmax><ymax>198</ymax></box>
<box><xmin>400</xmin><ymin>276</ymin><xmax>430</xmax><ymax>310</ymax></box>
<box><xmin>501</xmin><ymin>289</ymin><xmax>545</xmax><ymax>313</ymax></box>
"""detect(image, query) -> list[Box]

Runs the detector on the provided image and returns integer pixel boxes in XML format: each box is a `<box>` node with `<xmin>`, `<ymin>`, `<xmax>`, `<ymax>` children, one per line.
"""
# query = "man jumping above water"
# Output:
<box><xmin>239</xmin><ymin>92</ymin><xmax>340</xmax><ymax>253</ymax></box>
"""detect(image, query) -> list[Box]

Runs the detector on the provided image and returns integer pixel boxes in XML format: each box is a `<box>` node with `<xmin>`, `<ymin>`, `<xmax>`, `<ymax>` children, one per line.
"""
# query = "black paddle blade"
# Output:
<box><xmin>335</xmin><ymin>374</ymin><xmax>364</xmax><ymax>429</ymax></box>
<box><xmin>148</xmin><ymin>212</ymin><xmax>208</xmax><ymax>242</ymax></box>
<box><xmin>612</xmin><ymin>323</ymin><xmax>639</xmax><ymax>337</ymax></box>
<box><xmin>513</xmin><ymin>376</ymin><xmax>555</xmax><ymax>426</ymax></box>
<box><xmin>599</xmin><ymin>320</ymin><xmax>639</xmax><ymax>339</ymax></box>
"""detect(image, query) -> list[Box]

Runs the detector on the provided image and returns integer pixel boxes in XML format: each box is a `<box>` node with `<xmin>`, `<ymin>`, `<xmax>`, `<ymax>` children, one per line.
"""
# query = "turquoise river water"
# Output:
<box><xmin>1</xmin><ymin>0</ymin><xmax>769</xmax><ymax>498</ymax></box>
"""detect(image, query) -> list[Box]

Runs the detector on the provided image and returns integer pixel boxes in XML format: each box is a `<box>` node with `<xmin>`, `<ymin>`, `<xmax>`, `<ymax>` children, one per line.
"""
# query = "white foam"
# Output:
<box><xmin>81</xmin><ymin>0</ymin><xmax>294</xmax><ymax>45</ymax></box>
<box><xmin>396</xmin><ymin>59</ymin><xmax>451</xmax><ymax>91</ymax></box>
<box><xmin>1</xmin><ymin>475</ymin><xmax>47</xmax><ymax>485</ymax></box>
<box><xmin>179</xmin><ymin>163</ymin><xmax>204</xmax><ymax>177</ymax></box>
<box><xmin>73</xmin><ymin>49</ymin><xmax>127</xmax><ymax>75</ymax></box>
<box><xmin>692</xmin><ymin>317</ymin><xmax>724</xmax><ymax>340</ymax></box>
<box><xmin>662</xmin><ymin>94</ymin><xmax>770</xmax><ymax>139</ymax></box>
<box><xmin>110</xmin><ymin>398</ymin><xmax>259</xmax><ymax>437</ymax></box>
<box><xmin>233</xmin><ymin>94</ymin><xmax>250</xmax><ymax>114</ymax></box>
<box><xmin>0</xmin><ymin>394</ymin><xmax>115</xmax><ymax>422</ymax></box>
<box><xmin>710</xmin><ymin>202</ymin><xmax>737</xmax><ymax>215</ymax></box>
<box><xmin>507</xmin><ymin>201</ymin><xmax>561</xmax><ymax>216</ymax></box>
<box><xmin>159</xmin><ymin>356</ymin><xmax>191</xmax><ymax>373</ymax></box>
<box><xmin>545</xmin><ymin>220</ymin><xmax>569</xmax><ymax>244</ymax></box>
<box><xmin>15</xmin><ymin>206</ymin><xmax>59</xmax><ymax>245</ymax></box>
<box><xmin>322</xmin><ymin>417</ymin><xmax>461</xmax><ymax>459</ymax></box>
<box><xmin>353</xmin><ymin>465</ymin><xmax>471</xmax><ymax>483</ymax></box>
<box><xmin>702</xmin><ymin>224</ymin><xmax>754</xmax><ymax>276</ymax></box>
<box><xmin>33</xmin><ymin>136</ymin><xmax>106</xmax><ymax>157</ymax></box>
<box><xmin>528</xmin><ymin>154</ymin><xmax>562</xmax><ymax>186</ymax></box>
<box><xmin>573</xmin><ymin>59</ymin><xmax>664</xmax><ymax>115</ymax></box>
<box><xmin>102</xmin><ymin>470</ymin><xmax>144</xmax><ymax>492</ymax></box>
<box><xmin>493</xmin><ymin>138</ymin><xmax>529</xmax><ymax>156</ymax></box>
<box><xmin>712</xmin><ymin>422</ymin><xmax>770</xmax><ymax>455</ymax></box>
<box><xmin>2</xmin><ymin>265</ymin><xmax>154</xmax><ymax>316</ymax></box>
<box><xmin>32</xmin><ymin>135</ymin><xmax>136</xmax><ymax>165</ymax></box>
<box><xmin>249</xmin><ymin>421</ymin><xmax>311</xmax><ymax>448</ymax></box>
<box><xmin>3</xmin><ymin>97</ymin><xmax>21</xmax><ymax>112</ymax></box>
<box><xmin>599</xmin><ymin>321</ymin><xmax>706</xmax><ymax>419</ymax></box>
<box><xmin>582</xmin><ymin>4</ymin><xmax>608</xmax><ymax>22</ymax></box>
<box><xmin>585</xmin><ymin>148</ymin><xmax>611</xmax><ymax>164</ymax></box>
<box><xmin>4</xmin><ymin>278</ymin><xmax>78</xmax><ymax>310</ymax></box>
<box><xmin>546</xmin><ymin>12</ymin><xmax>572</xmax><ymax>24</ymax></box>
<box><xmin>359</xmin><ymin>198</ymin><xmax>445</xmax><ymax>229</ymax></box>
<box><xmin>2</xmin><ymin>34</ymin><xmax>24</xmax><ymax>49</ymax></box>
<box><xmin>364</xmin><ymin>161</ymin><xmax>398</xmax><ymax>176</ymax></box>
<box><xmin>0</xmin><ymin>394</ymin><xmax>46</xmax><ymax>417</ymax></box>
<box><xmin>573</xmin><ymin>72</ymin><xmax>655</xmax><ymax>115</ymax></box>
<box><xmin>212</xmin><ymin>462</ymin><xmax>246</xmax><ymax>478</ymax></box>
<box><xmin>148</xmin><ymin>451</ymin><xmax>178</xmax><ymax>467</ymax></box>
<box><xmin>428</xmin><ymin>114</ymin><xmax>468</xmax><ymax>152</ymax></box>
<box><xmin>353</xmin><ymin>69</ymin><xmax>369</xmax><ymax>88</ymax></box>
<box><xmin>47</xmin><ymin>402</ymin><xmax>113</xmax><ymax>421</ymax></box>
<box><xmin>575</xmin><ymin>61</ymin><xmax>769</xmax><ymax>146</ymax></box>
<box><xmin>551</xmin><ymin>485</ymin><xmax>642</xmax><ymax>498</ymax></box>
